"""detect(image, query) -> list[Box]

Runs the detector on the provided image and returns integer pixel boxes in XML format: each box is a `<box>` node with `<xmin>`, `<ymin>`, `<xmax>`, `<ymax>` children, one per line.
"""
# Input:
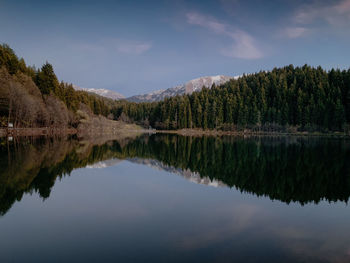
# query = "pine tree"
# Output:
<box><xmin>36</xmin><ymin>62</ymin><xmax>59</xmax><ymax>95</ymax></box>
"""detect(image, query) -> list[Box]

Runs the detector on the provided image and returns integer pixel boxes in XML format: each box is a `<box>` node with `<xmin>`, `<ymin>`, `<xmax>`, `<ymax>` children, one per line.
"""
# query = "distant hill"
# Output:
<box><xmin>73</xmin><ymin>86</ymin><xmax>125</xmax><ymax>100</ymax></box>
<box><xmin>126</xmin><ymin>75</ymin><xmax>234</xmax><ymax>102</ymax></box>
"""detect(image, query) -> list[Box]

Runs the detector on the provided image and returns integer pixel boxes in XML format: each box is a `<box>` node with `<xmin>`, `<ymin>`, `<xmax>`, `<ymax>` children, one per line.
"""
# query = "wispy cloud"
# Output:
<box><xmin>220</xmin><ymin>30</ymin><xmax>263</xmax><ymax>59</ymax></box>
<box><xmin>294</xmin><ymin>0</ymin><xmax>350</xmax><ymax>26</ymax></box>
<box><xmin>186</xmin><ymin>12</ymin><xmax>263</xmax><ymax>59</ymax></box>
<box><xmin>116</xmin><ymin>42</ymin><xmax>152</xmax><ymax>55</ymax></box>
<box><xmin>280</xmin><ymin>0</ymin><xmax>350</xmax><ymax>40</ymax></box>
<box><xmin>284</xmin><ymin>27</ymin><xmax>308</xmax><ymax>39</ymax></box>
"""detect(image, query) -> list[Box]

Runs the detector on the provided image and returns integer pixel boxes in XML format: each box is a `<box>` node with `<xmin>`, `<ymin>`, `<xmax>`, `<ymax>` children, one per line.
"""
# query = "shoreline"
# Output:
<box><xmin>155</xmin><ymin>128</ymin><xmax>350</xmax><ymax>138</ymax></box>
<box><xmin>0</xmin><ymin>127</ymin><xmax>154</xmax><ymax>138</ymax></box>
<box><xmin>1</xmin><ymin>127</ymin><xmax>349</xmax><ymax>138</ymax></box>
<box><xmin>0</xmin><ymin>127</ymin><xmax>77</xmax><ymax>137</ymax></box>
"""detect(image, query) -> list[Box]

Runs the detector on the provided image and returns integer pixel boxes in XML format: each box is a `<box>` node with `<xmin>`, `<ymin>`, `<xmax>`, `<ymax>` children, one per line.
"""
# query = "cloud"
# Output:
<box><xmin>294</xmin><ymin>0</ymin><xmax>350</xmax><ymax>26</ymax></box>
<box><xmin>186</xmin><ymin>12</ymin><xmax>263</xmax><ymax>59</ymax></box>
<box><xmin>187</xmin><ymin>12</ymin><xmax>227</xmax><ymax>35</ymax></box>
<box><xmin>335</xmin><ymin>0</ymin><xmax>350</xmax><ymax>14</ymax></box>
<box><xmin>281</xmin><ymin>0</ymin><xmax>350</xmax><ymax>40</ymax></box>
<box><xmin>221</xmin><ymin>30</ymin><xmax>263</xmax><ymax>59</ymax></box>
<box><xmin>284</xmin><ymin>27</ymin><xmax>308</xmax><ymax>39</ymax></box>
<box><xmin>116</xmin><ymin>42</ymin><xmax>152</xmax><ymax>55</ymax></box>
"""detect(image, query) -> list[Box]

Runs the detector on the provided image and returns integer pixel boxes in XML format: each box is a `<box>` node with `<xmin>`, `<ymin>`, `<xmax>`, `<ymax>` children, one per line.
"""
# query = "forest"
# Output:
<box><xmin>113</xmin><ymin>65</ymin><xmax>350</xmax><ymax>133</ymax></box>
<box><xmin>1</xmin><ymin>43</ymin><xmax>350</xmax><ymax>133</ymax></box>
<box><xmin>0</xmin><ymin>44</ymin><xmax>112</xmax><ymax>128</ymax></box>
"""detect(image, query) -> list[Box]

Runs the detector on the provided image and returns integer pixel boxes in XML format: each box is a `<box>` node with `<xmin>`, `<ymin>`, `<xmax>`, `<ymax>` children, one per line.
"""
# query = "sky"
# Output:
<box><xmin>1</xmin><ymin>0</ymin><xmax>350</xmax><ymax>97</ymax></box>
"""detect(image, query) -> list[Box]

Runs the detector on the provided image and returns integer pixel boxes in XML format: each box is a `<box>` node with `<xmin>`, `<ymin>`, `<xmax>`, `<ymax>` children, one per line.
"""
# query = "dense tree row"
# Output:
<box><xmin>114</xmin><ymin>65</ymin><xmax>350</xmax><ymax>132</ymax></box>
<box><xmin>0</xmin><ymin>44</ymin><xmax>111</xmax><ymax>127</ymax></box>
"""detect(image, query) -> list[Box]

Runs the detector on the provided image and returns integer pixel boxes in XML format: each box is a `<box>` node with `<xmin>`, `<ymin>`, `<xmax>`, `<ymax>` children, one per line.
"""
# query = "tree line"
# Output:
<box><xmin>113</xmin><ymin>65</ymin><xmax>350</xmax><ymax>132</ymax></box>
<box><xmin>0</xmin><ymin>44</ymin><xmax>111</xmax><ymax>128</ymax></box>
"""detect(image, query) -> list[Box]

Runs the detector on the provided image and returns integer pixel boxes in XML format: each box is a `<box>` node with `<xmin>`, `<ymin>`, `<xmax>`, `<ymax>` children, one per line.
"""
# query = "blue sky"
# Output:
<box><xmin>1</xmin><ymin>0</ymin><xmax>350</xmax><ymax>96</ymax></box>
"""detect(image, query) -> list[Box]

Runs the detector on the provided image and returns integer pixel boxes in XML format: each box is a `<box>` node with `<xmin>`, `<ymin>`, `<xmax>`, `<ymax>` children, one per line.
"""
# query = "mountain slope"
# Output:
<box><xmin>127</xmin><ymin>75</ymin><xmax>234</xmax><ymax>102</ymax></box>
<box><xmin>73</xmin><ymin>86</ymin><xmax>125</xmax><ymax>100</ymax></box>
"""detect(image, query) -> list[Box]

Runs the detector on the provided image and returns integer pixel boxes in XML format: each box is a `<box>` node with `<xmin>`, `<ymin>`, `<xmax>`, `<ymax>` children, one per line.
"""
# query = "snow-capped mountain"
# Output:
<box><xmin>126</xmin><ymin>75</ymin><xmax>234</xmax><ymax>102</ymax></box>
<box><xmin>72</xmin><ymin>75</ymin><xmax>236</xmax><ymax>102</ymax></box>
<box><xmin>73</xmin><ymin>85</ymin><xmax>125</xmax><ymax>100</ymax></box>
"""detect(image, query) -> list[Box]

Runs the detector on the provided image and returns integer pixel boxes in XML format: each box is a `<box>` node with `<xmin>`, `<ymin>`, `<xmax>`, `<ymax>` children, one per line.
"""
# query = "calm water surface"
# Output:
<box><xmin>0</xmin><ymin>134</ymin><xmax>350</xmax><ymax>263</ymax></box>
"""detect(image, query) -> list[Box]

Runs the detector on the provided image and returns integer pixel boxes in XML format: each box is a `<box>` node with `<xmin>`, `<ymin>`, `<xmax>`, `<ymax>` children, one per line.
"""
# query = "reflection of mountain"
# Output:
<box><xmin>83</xmin><ymin>156</ymin><xmax>226</xmax><ymax>187</ymax></box>
<box><xmin>86</xmin><ymin>158</ymin><xmax>123</xmax><ymax>169</ymax></box>
<box><xmin>1</xmin><ymin>134</ymin><xmax>350</xmax><ymax>216</ymax></box>
<box><xmin>127</xmin><ymin>158</ymin><xmax>227</xmax><ymax>188</ymax></box>
<box><xmin>0</xmin><ymin>136</ymin><xmax>138</xmax><ymax>216</ymax></box>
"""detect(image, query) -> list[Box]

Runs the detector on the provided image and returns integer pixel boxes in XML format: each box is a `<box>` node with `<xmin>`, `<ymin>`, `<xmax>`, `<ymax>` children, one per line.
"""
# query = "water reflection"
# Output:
<box><xmin>1</xmin><ymin>134</ymin><xmax>350</xmax><ymax>216</ymax></box>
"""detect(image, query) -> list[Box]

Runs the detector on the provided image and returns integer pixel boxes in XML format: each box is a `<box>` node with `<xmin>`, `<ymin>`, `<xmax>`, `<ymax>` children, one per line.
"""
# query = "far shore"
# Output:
<box><xmin>0</xmin><ymin>127</ymin><xmax>153</xmax><ymax>138</ymax></box>
<box><xmin>155</xmin><ymin>128</ymin><xmax>350</xmax><ymax>138</ymax></box>
<box><xmin>1</xmin><ymin>127</ymin><xmax>349</xmax><ymax>138</ymax></box>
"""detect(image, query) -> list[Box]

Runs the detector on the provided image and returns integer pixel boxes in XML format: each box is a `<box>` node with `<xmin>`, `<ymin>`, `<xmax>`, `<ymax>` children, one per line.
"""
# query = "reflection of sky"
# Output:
<box><xmin>0</xmin><ymin>161</ymin><xmax>350</xmax><ymax>262</ymax></box>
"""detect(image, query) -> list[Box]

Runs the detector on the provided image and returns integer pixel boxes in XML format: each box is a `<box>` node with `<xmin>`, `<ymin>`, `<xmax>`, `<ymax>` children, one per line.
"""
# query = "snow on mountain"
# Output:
<box><xmin>72</xmin><ymin>75</ymin><xmax>238</xmax><ymax>102</ymax></box>
<box><xmin>73</xmin><ymin>85</ymin><xmax>125</xmax><ymax>100</ymax></box>
<box><xmin>126</xmin><ymin>75</ymin><xmax>234</xmax><ymax>103</ymax></box>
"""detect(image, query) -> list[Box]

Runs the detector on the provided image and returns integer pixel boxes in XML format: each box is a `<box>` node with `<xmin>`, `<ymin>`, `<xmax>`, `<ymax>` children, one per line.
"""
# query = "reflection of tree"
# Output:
<box><xmin>0</xmin><ymin>137</ymin><xmax>122</xmax><ymax>215</ymax></box>
<box><xmin>1</xmin><ymin>135</ymin><xmax>350</xmax><ymax>216</ymax></box>
<box><xmin>126</xmin><ymin>135</ymin><xmax>350</xmax><ymax>205</ymax></box>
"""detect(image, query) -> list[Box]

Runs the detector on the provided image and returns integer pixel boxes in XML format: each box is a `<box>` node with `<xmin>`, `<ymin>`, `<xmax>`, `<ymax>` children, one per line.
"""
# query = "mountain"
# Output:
<box><xmin>73</xmin><ymin>85</ymin><xmax>125</xmax><ymax>100</ymax></box>
<box><xmin>126</xmin><ymin>75</ymin><xmax>234</xmax><ymax>102</ymax></box>
<box><xmin>72</xmin><ymin>75</ymin><xmax>234</xmax><ymax>102</ymax></box>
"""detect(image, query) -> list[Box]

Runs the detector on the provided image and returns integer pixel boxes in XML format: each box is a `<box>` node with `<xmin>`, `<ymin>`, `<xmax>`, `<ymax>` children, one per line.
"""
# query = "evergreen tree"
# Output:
<box><xmin>36</xmin><ymin>62</ymin><xmax>59</xmax><ymax>95</ymax></box>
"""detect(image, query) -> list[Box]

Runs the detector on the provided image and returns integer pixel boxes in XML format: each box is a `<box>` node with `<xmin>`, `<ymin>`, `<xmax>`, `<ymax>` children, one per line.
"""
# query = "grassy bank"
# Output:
<box><xmin>0</xmin><ymin>118</ymin><xmax>150</xmax><ymax>138</ymax></box>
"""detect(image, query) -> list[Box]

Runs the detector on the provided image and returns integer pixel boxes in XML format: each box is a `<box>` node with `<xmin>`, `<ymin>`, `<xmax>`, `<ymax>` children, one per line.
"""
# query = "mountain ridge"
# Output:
<box><xmin>73</xmin><ymin>85</ymin><xmax>125</xmax><ymax>100</ymax></box>
<box><xmin>73</xmin><ymin>75</ymin><xmax>235</xmax><ymax>102</ymax></box>
<box><xmin>126</xmin><ymin>75</ymin><xmax>234</xmax><ymax>102</ymax></box>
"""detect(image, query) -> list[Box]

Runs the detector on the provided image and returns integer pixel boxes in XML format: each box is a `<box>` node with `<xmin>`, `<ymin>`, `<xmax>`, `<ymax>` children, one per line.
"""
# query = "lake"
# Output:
<box><xmin>1</xmin><ymin>134</ymin><xmax>350</xmax><ymax>263</ymax></box>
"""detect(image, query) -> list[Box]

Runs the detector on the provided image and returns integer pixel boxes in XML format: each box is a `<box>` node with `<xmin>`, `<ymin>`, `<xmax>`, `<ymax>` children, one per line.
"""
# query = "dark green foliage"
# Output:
<box><xmin>0</xmin><ymin>44</ymin><xmax>21</xmax><ymax>75</ymax></box>
<box><xmin>35</xmin><ymin>62</ymin><xmax>59</xmax><ymax>95</ymax></box>
<box><xmin>0</xmin><ymin>44</ymin><xmax>36</xmax><ymax>76</ymax></box>
<box><xmin>114</xmin><ymin>65</ymin><xmax>350</xmax><ymax>132</ymax></box>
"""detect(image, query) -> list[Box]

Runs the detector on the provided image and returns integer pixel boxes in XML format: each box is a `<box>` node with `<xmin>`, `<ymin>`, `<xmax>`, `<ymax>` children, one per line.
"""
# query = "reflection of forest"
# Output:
<box><xmin>1</xmin><ymin>135</ymin><xmax>350</xmax><ymax>216</ymax></box>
